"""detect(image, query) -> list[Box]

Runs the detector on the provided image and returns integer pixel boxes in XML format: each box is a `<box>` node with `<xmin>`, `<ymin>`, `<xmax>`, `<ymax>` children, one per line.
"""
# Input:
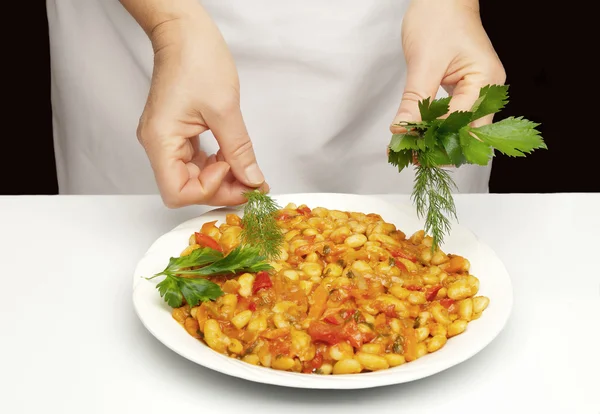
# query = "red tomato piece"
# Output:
<box><xmin>297</xmin><ymin>206</ymin><xmax>311</xmax><ymax>215</ymax></box>
<box><xmin>307</xmin><ymin>322</ymin><xmax>345</xmax><ymax>345</ymax></box>
<box><xmin>404</xmin><ymin>285</ymin><xmax>422</xmax><ymax>291</ymax></box>
<box><xmin>426</xmin><ymin>285</ymin><xmax>442</xmax><ymax>301</ymax></box>
<box><xmin>440</xmin><ymin>298</ymin><xmax>455</xmax><ymax>308</ymax></box>
<box><xmin>248</xmin><ymin>302</ymin><xmax>257</xmax><ymax>312</ymax></box>
<box><xmin>252</xmin><ymin>271</ymin><xmax>273</xmax><ymax>295</ymax></box>
<box><xmin>194</xmin><ymin>232</ymin><xmax>223</xmax><ymax>252</ymax></box>
<box><xmin>389</xmin><ymin>249</ymin><xmax>417</xmax><ymax>262</ymax></box>
<box><xmin>341</xmin><ymin>320</ymin><xmax>363</xmax><ymax>349</ymax></box>
<box><xmin>324</xmin><ymin>314</ymin><xmax>343</xmax><ymax>325</ymax></box>
<box><xmin>383</xmin><ymin>304</ymin><xmax>396</xmax><ymax>318</ymax></box>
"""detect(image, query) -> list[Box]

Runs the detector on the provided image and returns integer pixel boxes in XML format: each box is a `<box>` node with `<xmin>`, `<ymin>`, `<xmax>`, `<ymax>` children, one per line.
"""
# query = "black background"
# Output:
<box><xmin>1</xmin><ymin>1</ymin><xmax>596</xmax><ymax>195</ymax></box>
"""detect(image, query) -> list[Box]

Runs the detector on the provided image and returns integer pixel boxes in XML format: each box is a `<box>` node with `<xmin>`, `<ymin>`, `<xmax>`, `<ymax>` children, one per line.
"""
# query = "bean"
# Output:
<box><xmin>272</xmin><ymin>356</ymin><xmax>296</xmax><ymax>371</ymax></box>
<box><xmin>408</xmin><ymin>292</ymin><xmax>426</xmax><ymax>305</ymax></box>
<box><xmin>238</xmin><ymin>273</ymin><xmax>255</xmax><ymax>298</ymax></box>
<box><xmin>360</xmin><ymin>343</ymin><xmax>383</xmax><ymax>354</ymax></box>
<box><xmin>355</xmin><ymin>352</ymin><xmax>389</xmax><ymax>371</ymax></box>
<box><xmin>242</xmin><ymin>354</ymin><xmax>259</xmax><ymax>365</ymax></box>
<box><xmin>231</xmin><ymin>310</ymin><xmax>253</xmax><ymax>329</ymax></box>
<box><xmin>389</xmin><ymin>284</ymin><xmax>410</xmax><ymax>300</ymax></box>
<box><xmin>299</xmin><ymin>262</ymin><xmax>322</xmax><ymax>278</ymax></box>
<box><xmin>415</xmin><ymin>327</ymin><xmax>430</xmax><ymax>342</ymax></box>
<box><xmin>448</xmin><ymin>320</ymin><xmax>468</xmax><ymax>337</ymax></box>
<box><xmin>345</xmin><ymin>234</ymin><xmax>368</xmax><ymax>248</ymax></box>
<box><xmin>459</xmin><ymin>298</ymin><xmax>473</xmax><ymax>320</ymax></box>
<box><xmin>447</xmin><ymin>279</ymin><xmax>471</xmax><ymax>300</ymax></box>
<box><xmin>385</xmin><ymin>354</ymin><xmax>406</xmax><ymax>367</ymax></box>
<box><xmin>473</xmin><ymin>296</ymin><xmax>490</xmax><ymax>313</ymax></box>
<box><xmin>204</xmin><ymin>319</ymin><xmax>230</xmax><ymax>353</ymax></box>
<box><xmin>333</xmin><ymin>359</ymin><xmax>363</xmax><ymax>375</ymax></box>
<box><xmin>330</xmin><ymin>342</ymin><xmax>354</xmax><ymax>360</ymax></box>
<box><xmin>431</xmin><ymin>304</ymin><xmax>451</xmax><ymax>325</ymax></box>
<box><xmin>227</xmin><ymin>339</ymin><xmax>244</xmax><ymax>354</ymax></box>
<box><xmin>427</xmin><ymin>335</ymin><xmax>447</xmax><ymax>353</ymax></box>
<box><xmin>318</xmin><ymin>363</ymin><xmax>333</xmax><ymax>375</ymax></box>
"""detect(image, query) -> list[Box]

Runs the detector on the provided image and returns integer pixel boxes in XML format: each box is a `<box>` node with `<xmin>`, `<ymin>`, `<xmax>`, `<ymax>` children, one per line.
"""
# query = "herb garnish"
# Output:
<box><xmin>388</xmin><ymin>84</ymin><xmax>546</xmax><ymax>252</ymax></box>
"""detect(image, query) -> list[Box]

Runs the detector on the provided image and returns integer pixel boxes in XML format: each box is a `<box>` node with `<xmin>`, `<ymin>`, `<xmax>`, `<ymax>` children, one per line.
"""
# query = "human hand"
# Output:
<box><xmin>134</xmin><ymin>5</ymin><xmax>266</xmax><ymax>207</ymax></box>
<box><xmin>392</xmin><ymin>0</ymin><xmax>506</xmax><ymax>133</ymax></box>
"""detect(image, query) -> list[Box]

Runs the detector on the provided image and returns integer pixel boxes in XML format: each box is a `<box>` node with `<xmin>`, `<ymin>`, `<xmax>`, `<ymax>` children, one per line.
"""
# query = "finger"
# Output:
<box><xmin>204</xmin><ymin>102</ymin><xmax>265</xmax><ymax>188</ymax></box>
<box><xmin>445</xmin><ymin>69</ymin><xmax>505</xmax><ymax>127</ymax></box>
<box><xmin>142</xmin><ymin>132</ymin><xmax>235</xmax><ymax>207</ymax></box>
<box><xmin>391</xmin><ymin>57</ymin><xmax>446</xmax><ymax>133</ymax></box>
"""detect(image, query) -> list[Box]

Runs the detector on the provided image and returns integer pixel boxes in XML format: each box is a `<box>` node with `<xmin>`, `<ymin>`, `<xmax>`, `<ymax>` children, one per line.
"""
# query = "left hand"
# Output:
<box><xmin>392</xmin><ymin>0</ymin><xmax>506</xmax><ymax>133</ymax></box>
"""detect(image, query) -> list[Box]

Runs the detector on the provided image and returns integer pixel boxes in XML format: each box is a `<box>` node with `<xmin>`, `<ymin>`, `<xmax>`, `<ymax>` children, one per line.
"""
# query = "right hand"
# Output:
<box><xmin>137</xmin><ymin>11</ymin><xmax>267</xmax><ymax>208</ymax></box>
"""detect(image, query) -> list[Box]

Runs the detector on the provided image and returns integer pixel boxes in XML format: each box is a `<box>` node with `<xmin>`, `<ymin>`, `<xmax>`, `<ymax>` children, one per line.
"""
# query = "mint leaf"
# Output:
<box><xmin>156</xmin><ymin>275</ymin><xmax>184</xmax><ymax>308</ymax></box>
<box><xmin>419</xmin><ymin>97</ymin><xmax>451</xmax><ymax>122</ymax></box>
<box><xmin>388</xmin><ymin>149</ymin><xmax>413</xmax><ymax>172</ymax></box>
<box><xmin>470</xmin><ymin>85</ymin><xmax>509</xmax><ymax>121</ymax></box>
<box><xmin>440</xmin><ymin>133</ymin><xmax>466</xmax><ymax>167</ymax></box>
<box><xmin>438</xmin><ymin>111</ymin><xmax>473</xmax><ymax>135</ymax></box>
<box><xmin>469</xmin><ymin>116</ymin><xmax>547</xmax><ymax>157</ymax></box>
<box><xmin>178</xmin><ymin>278</ymin><xmax>224</xmax><ymax>307</ymax></box>
<box><xmin>390</xmin><ymin>134</ymin><xmax>420</xmax><ymax>151</ymax></box>
<box><xmin>459</xmin><ymin>128</ymin><xmax>494</xmax><ymax>165</ymax></box>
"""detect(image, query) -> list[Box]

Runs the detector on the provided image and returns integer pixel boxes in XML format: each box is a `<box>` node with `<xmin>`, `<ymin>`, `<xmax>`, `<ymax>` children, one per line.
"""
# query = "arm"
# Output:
<box><xmin>119</xmin><ymin>0</ymin><xmax>205</xmax><ymax>38</ymax></box>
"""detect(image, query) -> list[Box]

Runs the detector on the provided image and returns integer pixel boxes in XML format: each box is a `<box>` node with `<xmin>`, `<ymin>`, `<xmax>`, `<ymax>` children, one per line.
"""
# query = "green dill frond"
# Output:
<box><xmin>411</xmin><ymin>166</ymin><xmax>458</xmax><ymax>252</ymax></box>
<box><xmin>240</xmin><ymin>190</ymin><xmax>284</xmax><ymax>260</ymax></box>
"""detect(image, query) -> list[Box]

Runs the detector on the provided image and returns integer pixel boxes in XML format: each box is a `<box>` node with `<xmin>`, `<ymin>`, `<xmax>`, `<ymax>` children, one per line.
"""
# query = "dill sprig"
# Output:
<box><xmin>411</xmin><ymin>164</ymin><xmax>458</xmax><ymax>252</ymax></box>
<box><xmin>239</xmin><ymin>189</ymin><xmax>284</xmax><ymax>260</ymax></box>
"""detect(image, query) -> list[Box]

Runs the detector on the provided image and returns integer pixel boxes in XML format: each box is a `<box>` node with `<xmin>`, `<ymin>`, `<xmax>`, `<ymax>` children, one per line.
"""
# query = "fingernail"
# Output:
<box><xmin>394</xmin><ymin>111</ymin><xmax>414</xmax><ymax>124</ymax></box>
<box><xmin>244</xmin><ymin>163</ymin><xmax>264</xmax><ymax>186</ymax></box>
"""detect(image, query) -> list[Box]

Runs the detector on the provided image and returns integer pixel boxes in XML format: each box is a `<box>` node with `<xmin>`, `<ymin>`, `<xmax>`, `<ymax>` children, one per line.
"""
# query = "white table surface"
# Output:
<box><xmin>1</xmin><ymin>194</ymin><xmax>598</xmax><ymax>414</ymax></box>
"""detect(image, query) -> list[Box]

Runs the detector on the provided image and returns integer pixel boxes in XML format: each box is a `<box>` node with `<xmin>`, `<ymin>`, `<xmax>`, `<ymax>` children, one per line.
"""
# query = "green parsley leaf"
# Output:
<box><xmin>423</xmin><ymin>123</ymin><xmax>440</xmax><ymax>149</ymax></box>
<box><xmin>388</xmin><ymin>148</ymin><xmax>413</xmax><ymax>172</ymax></box>
<box><xmin>438</xmin><ymin>111</ymin><xmax>473</xmax><ymax>136</ymax></box>
<box><xmin>459</xmin><ymin>128</ymin><xmax>494</xmax><ymax>165</ymax></box>
<box><xmin>178</xmin><ymin>277</ymin><xmax>224</xmax><ymax>307</ymax></box>
<box><xmin>419</xmin><ymin>147</ymin><xmax>452</xmax><ymax>168</ymax></box>
<box><xmin>469</xmin><ymin>116</ymin><xmax>547</xmax><ymax>157</ymax></box>
<box><xmin>160</xmin><ymin>247</ymin><xmax>224</xmax><ymax>276</ymax></box>
<box><xmin>470</xmin><ymin>84</ymin><xmax>509</xmax><ymax>121</ymax></box>
<box><xmin>389</xmin><ymin>134</ymin><xmax>419</xmax><ymax>151</ymax></box>
<box><xmin>419</xmin><ymin>97</ymin><xmax>451</xmax><ymax>122</ymax></box>
<box><xmin>156</xmin><ymin>275</ymin><xmax>184</xmax><ymax>308</ymax></box>
<box><xmin>176</xmin><ymin>245</ymin><xmax>273</xmax><ymax>277</ymax></box>
<box><xmin>155</xmin><ymin>275</ymin><xmax>223</xmax><ymax>308</ymax></box>
<box><xmin>440</xmin><ymin>133</ymin><xmax>466</xmax><ymax>167</ymax></box>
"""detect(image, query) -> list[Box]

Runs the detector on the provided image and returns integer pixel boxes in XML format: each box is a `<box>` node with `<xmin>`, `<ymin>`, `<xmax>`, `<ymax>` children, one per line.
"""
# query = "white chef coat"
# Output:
<box><xmin>46</xmin><ymin>0</ymin><xmax>492</xmax><ymax>196</ymax></box>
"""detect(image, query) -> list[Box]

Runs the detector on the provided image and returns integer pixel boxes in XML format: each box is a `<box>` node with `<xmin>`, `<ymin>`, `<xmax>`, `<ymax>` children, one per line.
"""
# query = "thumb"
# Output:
<box><xmin>204</xmin><ymin>101</ymin><xmax>265</xmax><ymax>187</ymax></box>
<box><xmin>391</xmin><ymin>58</ymin><xmax>445</xmax><ymax>133</ymax></box>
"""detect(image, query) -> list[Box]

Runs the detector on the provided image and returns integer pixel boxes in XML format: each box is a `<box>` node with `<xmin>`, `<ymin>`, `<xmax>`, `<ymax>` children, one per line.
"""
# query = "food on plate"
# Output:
<box><xmin>159</xmin><ymin>202</ymin><xmax>490</xmax><ymax>374</ymax></box>
<box><xmin>388</xmin><ymin>84</ymin><xmax>547</xmax><ymax>252</ymax></box>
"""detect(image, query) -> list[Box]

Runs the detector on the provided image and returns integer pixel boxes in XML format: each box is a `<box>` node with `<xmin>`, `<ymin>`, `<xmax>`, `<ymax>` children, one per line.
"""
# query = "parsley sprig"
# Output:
<box><xmin>388</xmin><ymin>84</ymin><xmax>547</xmax><ymax>252</ymax></box>
<box><xmin>146</xmin><ymin>245</ymin><xmax>273</xmax><ymax>308</ymax></box>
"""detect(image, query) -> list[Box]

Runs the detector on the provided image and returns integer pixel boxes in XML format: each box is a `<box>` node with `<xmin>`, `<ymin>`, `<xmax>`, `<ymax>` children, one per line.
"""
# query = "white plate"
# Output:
<box><xmin>132</xmin><ymin>193</ymin><xmax>513</xmax><ymax>389</ymax></box>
